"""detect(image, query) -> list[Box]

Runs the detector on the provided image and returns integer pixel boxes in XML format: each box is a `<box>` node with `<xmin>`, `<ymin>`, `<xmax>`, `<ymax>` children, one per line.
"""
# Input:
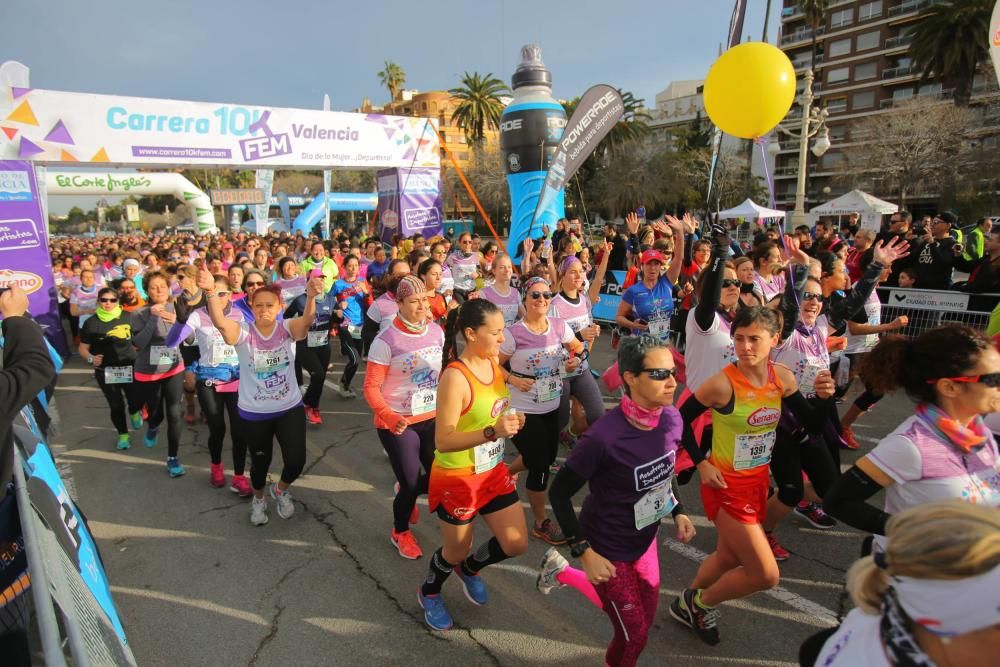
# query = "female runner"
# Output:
<box><xmin>479</xmin><ymin>253</ymin><xmax>522</xmax><ymax>327</ymax></box>
<box><xmin>446</xmin><ymin>232</ymin><xmax>480</xmax><ymax>302</ymax></box>
<box><xmin>167</xmin><ymin>273</ymin><xmax>250</xmax><ymax>494</ymax></box>
<box><xmin>364</xmin><ymin>276</ymin><xmax>444</xmax><ymax>559</ymax></box>
<box><xmin>131</xmin><ymin>271</ymin><xmax>186</xmax><ymax>477</ymax></box>
<box><xmin>285</xmin><ymin>270</ymin><xmax>338</xmax><ymax>422</ymax></box>
<box><xmin>198</xmin><ymin>269</ymin><xmax>322</xmax><ymax>525</ymax></box>
<box><xmin>418</xmin><ymin>259</ymin><xmax>453</xmax><ymax>325</ymax></box>
<box><xmin>669</xmin><ymin>307</ymin><xmax>834</xmax><ymax>645</ymax></box>
<box><xmin>417</xmin><ymin>299</ymin><xmax>527</xmax><ymax>631</ymax></box>
<box><xmin>331</xmin><ymin>255</ymin><xmax>369</xmax><ymax>399</ymax></box>
<box><xmin>499</xmin><ymin>277</ymin><xmax>583</xmax><ymax>544</ymax></box>
<box><xmin>175</xmin><ymin>265</ymin><xmax>206</xmax><ymax>424</ymax></box>
<box><xmin>79</xmin><ymin>287</ymin><xmax>142</xmax><ymax>450</ymax></box>
<box><xmin>539</xmin><ymin>335</ymin><xmax>697</xmax><ymax>667</ymax></box>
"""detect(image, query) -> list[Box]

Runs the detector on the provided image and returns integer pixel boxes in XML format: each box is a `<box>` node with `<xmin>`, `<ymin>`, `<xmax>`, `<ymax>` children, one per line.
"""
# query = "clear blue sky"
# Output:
<box><xmin>3</xmin><ymin>0</ymin><xmax>782</xmax><ymax>213</ymax></box>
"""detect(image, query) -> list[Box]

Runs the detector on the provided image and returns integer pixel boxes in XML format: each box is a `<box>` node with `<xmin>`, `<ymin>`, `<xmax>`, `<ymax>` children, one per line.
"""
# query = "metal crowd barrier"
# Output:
<box><xmin>874</xmin><ymin>287</ymin><xmax>1000</xmax><ymax>337</ymax></box>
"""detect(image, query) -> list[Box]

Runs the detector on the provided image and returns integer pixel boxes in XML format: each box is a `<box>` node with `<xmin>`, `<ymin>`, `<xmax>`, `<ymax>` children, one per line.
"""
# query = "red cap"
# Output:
<box><xmin>640</xmin><ymin>250</ymin><xmax>667</xmax><ymax>265</ymax></box>
<box><xmin>222</xmin><ymin>242</ymin><xmax>234</xmax><ymax>250</ymax></box>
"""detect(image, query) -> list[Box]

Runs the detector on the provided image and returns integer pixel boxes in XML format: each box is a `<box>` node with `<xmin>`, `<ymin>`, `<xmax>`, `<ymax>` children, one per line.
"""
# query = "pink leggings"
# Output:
<box><xmin>556</xmin><ymin>538</ymin><xmax>660</xmax><ymax>667</ymax></box>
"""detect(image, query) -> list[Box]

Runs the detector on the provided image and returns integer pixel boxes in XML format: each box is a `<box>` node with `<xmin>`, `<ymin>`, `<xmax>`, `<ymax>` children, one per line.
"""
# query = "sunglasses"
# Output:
<box><xmin>215</xmin><ymin>291</ymin><xmax>231</xmax><ymax>298</ymax></box>
<box><xmin>721</xmin><ymin>278</ymin><xmax>741</xmax><ymax>288</ymax></box>
<box><xmin>639</xmin><ymin>367</ymin><xmax>677</xmax><ymax>381</ymax></box>
<box><xmin>802</xmin><ymin>292</ymin><xmax>823</xmax><ymax>302</ymax></box>
<box><xmin>245</xmin><ymin>281</ymin><xmax>265</xmax><ymax>287</ymax></box>
<box><xmin>529</xmin><ymin>291</ymin><xmax>554</xmax><ymax>300</ymax></box>
<box><xmin>928</xmin><ymin>372</ymin><xmax>1000</xmax><ymax>388</ymax></box>
<box><xmin>99</xmin><ymin>297</ymin><xmax>118</xmax><ymax>303</ymax></box>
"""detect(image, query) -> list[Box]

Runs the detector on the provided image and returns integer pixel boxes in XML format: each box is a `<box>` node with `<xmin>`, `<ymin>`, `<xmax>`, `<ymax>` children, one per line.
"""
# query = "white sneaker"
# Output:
<box><xmin>331</xmin><ymin>382</ymin><xmax>357</xmax><ymax>399</ymax></box>
<box><xmin>269</xmin><ymin>483</ymin><xmax>294</xmax><ymax>519</ymax></box>
<box><xmin>536</xmin><ymin>546</ymin><xmax>569</xmax><ymax>595</ymax></box>
<box><xmin>250</xmin><ymin>496</ymin><xmax>269</xmax><ymax>526</ymax></box>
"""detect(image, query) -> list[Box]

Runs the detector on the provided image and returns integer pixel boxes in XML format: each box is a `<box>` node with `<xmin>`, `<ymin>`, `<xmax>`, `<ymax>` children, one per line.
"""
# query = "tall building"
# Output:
<box><xmin>358</xmin><ymin>89</ymin><xmax>503</xmax><ymax>220</ymax></box>
<box><xmin>776</xmin><ymin>0</ymin><xmax>1000</xmax><ymax>213</ymax></box>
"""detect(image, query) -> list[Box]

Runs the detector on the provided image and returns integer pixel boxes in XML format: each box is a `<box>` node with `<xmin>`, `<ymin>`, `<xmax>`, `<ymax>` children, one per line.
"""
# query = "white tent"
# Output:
<box><xmin>809</xmin><ymin>189</ymin><xmax>898</xmax><ymax>216</ymax></box>
<box><xmin>717</xmin><ymin>198</ymin><xmax>786</xmax><ymax>220</ymax></box>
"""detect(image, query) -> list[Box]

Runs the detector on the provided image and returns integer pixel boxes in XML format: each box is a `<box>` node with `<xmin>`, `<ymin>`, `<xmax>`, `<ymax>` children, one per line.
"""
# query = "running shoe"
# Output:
<box><xmin>143</xmin><ymin>427</ymin><xmax>158</xmax><ymax>448</ymax></box>
<box><xmin>269</xmin><ymin>483</ymin><xmax>294</xmax><ymax>519</ymax></box>
<box><xmin>417</xmin><ymin>589</ymin><xmax>453</xmax><ymax>631</ymax></box>
<box><xmin>548</xmin><ymin>460</ymin><xmax>562</xmax><ymax>475</ymax></box>
<box><xmin>166</xmin><ymin>457</ymin><xmax>185</xmax><ymax>478</ymax></box>
<box><xmin>304</xmin><ymin>406</ymin><xmax>323</xmax><ymax>425</ymax></box>
<box><xmin>669</xmin><ymin>588</ymin><xmax>720</xmax><ymax>646</ymax></box>
<box><xmin>841</xmin><ymin>427</ymin><xmax>861</xmax><ymax>450</ymax></box>
<box><xmin>141</xmin><ymin>406</ymin><xmax>149</xmax><ymax>420</ymax></box>
<box><xmin>229</xmin><ymin>474</ymin><xmax>252</xmax><ymax>497</ymax></box>
<box><xmin>250</xmin><ymin>496</ymin><xmax>269</xmax><ymax>526</ymax></box>
<box><xmin>536</xmin><ymin>547</ymin><xmax>568</xmax><ymax>595</ymax></box>
<box><xmin>455</xmin><ymin>568</ymin><xmax>488</xmax><ymax>606</ymax></box>
<box><xmin>332</xmin><ymin>382</ymin><xmax>357</xmax><ymax>399</ymax></box>
<box><xmin>532</xmin><ymin>518</ymin><xmax>566</xmax><ymax>545</ymax></box>
<box><xmin>795</xmin><ymin>502</ymin><xmax>837</xmax><ymax>529</ymax></box>
<box><xmin>390</xmin><ymin>529</ymin><xmax>423</xmax><ymax>560</ymax></box>
<box><xmin>393</xmin><ymin>482</ymin><xmax>419</xmax><ymax>524</ymax></box>
<box><xmin>765</xmin><ymin>532</ymin><xmax>790</xmax><ymax>561</ymax></box>
<box><xmin>116</xmin><ymin>434</ymin><xmax>130</xmax><ymax>451</ymax></box>
<box><xmin>209</xmin><ymin>462</ymin><xmax>225</xmax><ymax>488</ymax></box>
<box><xmin>129</xmin><ymin>411</ymin><xmax>143</xmax><ymax>430</ymax></box>
<box><xmin>184</xmin><ymin>412</ymin><xmax>196</xmax><ymax>425</ymax></box>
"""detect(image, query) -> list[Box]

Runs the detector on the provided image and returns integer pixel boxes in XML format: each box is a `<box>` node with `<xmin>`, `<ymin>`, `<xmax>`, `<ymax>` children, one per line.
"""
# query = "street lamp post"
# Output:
<box><xmin>767</xmin><ymin>69</ymin><xmax>830</xmax><ymax>230</ymax></box>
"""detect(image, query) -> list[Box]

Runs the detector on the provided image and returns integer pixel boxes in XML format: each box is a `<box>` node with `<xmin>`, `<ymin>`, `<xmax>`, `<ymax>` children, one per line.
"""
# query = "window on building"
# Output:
<box><xmin>856</xmin><ymin>31</ymin><xmax>879</xmax><ymax>51</ymax></box>
<box><xmin>828</xmin><ymin>66</ymin><xmax>850</xmax><ymax>84</ymax></box>
<box><xmin>853</xmin><ymin>91</ymin><xmax>876</xmax><ymax>110</ymax></box>
<box><xmin>855</xmin><ymin>62</ymin><xmax>877</xmax><ymax>81</ymax></box>
<box><xmin>828</xmin><ymin>125</ymin><xmax>846</xmax><ymax>142</ymax></box>
<box><xmin>892</xmin><ymin>87</ymin><xmax>914</xmax><ymax>101</ymax></box>
<box><xmin>859</xmin><ymin>1</ymin><xmax>882</xmax><ymax>21</ymax></box>
<box><xmin>826</xmin><ymin>97</ymin><xmax>848</xmax><ymax>113</ymax></box>
<box><xmin>918</xmin><ymin>82</ymin><xmax>943</xmax><ymax>98</ymax></box>
<box><xmin>823</xmin><ymin>152</ymin><xmax>845</xmax><ymax>169</ymax></box>
<box><xmin>829</xmin><ymin>38</ymin><xmax>851</xmax><ymax>58</ymax></box>
<box><xmin>439</xmin><ymin>114</ymin><xmax>447</xmax><ymax>128</ymax></box>
<box><xmin>830</xmin><ymin>8</ymin><xmax>853</xmax><ymax>28</ymax></box>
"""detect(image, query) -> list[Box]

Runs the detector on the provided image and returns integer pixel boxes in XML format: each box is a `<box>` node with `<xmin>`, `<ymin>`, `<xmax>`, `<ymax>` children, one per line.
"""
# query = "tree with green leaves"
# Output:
<box><xmin>449</xmin><ymin>72</ymin><xmax>510</xmax><ymax>146</ymax></box>
<box><xmin>378</xmin><ymin>61</ymin><xmax>406</xmax><ymax>102</ymax></box>
<box><xmin>797</xmin><ymin>0</ymin><xmax>829</xmax><ymax>70</ymax></box>
<box><xmin>909</xmin><ymin>0</ymin><xmax>992</xmax><ymax>106</ymax></box>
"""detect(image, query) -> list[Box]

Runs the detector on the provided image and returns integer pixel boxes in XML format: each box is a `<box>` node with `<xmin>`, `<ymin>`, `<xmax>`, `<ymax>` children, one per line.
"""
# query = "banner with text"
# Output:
<box><xmin>529</xmin><ymin>85</ymin><xmax>623</xmax><ymax>231</ymax></box>
<box><xmin>0</xmin><ymin>160</ymin><xmax>67</xmax><ymax>355</ymax></box>
<box><xmin>0</xmin><ymin>87</ymin><xmax>439</xmax><ymax>169</ymax></box>
<box><xmin>376</xmin><ymin>168</ymin><xmax>443</xmax><ymax>243</ymax></box>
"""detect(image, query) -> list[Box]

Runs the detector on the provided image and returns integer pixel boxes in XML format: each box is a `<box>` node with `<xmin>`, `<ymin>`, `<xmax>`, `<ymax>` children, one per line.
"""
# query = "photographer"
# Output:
<box><xmin>911</xmin><ymin>211</ymin><xmax>961</xmax><ymax>290</ymax></box>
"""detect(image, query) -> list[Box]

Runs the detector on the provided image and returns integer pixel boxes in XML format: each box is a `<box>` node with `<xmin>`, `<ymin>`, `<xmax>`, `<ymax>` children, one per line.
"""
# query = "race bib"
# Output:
<box><xmin>149</xmin><ymin>345</ymin><xmax>178</xmax><ymax>368</ymax></box>
<box><xmin>253</xmin><ymin>347</ymin><xmax>290</xmax><ymax>375</ymax></box>
<box><xmin>346</xmin><ymin>323</ymin><xmax>362</xmax><ymax>339</ymax></box>
<box><xmin>648</xmin><ymin>316</ymin><xmax>672</xmax><ymax>342</ymax></box>
<box><xmin>211</xmin><ymin>343</ymin><xmax>239</xmax><ymax>366</ymax></box>
<box><xmin>733</xmin><ymin>431</ymin><xmax>777</xmax><ymax>471</ymax></box>
<box><xmin>473</xmin><ymin>437</ymin><xmax>505</xmax><ymax>474</ymax></box>
<box><xmin>534</xmin><ymin>368</ymin><xmax>562</xmax><ymax>403</ymax></box>
<box><xmin>104</xmin><ymin>366</ymin><xmax>133</xmax><ymax>384</ymax></box>
<box><xmin>634</xmin><ymin>483</ymin><xmax>676</xmax><ymax>530</ymax></box>
<box><xmin>410</xmin><ymin>387</ymin><xmax>437</xmax><ymax>416</ymax></box>
<box><xmin>799</xmin><ymin>365</ymin><xmax>822</xmax><ymax>398</ymax></box>
<box><xmin>307</xmin><ymin>329</ymin><xmax>328</xmax><ymax>347</ymax></box>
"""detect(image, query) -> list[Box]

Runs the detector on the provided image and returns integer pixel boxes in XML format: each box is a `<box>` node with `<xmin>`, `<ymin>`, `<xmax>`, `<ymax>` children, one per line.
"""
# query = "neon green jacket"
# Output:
<box><xmin>299</xmin><ymin>256</ymin><xmax>339</xmax><ymax>292</ymax></box>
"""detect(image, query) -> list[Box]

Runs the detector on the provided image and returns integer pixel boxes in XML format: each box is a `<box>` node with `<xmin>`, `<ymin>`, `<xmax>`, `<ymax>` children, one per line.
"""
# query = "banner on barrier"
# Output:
<box><xmin>0</xmin><ymin>87</ymin><xmax>440</xmax><ymax>170</ymax></box>
<box><xmin>592</xmin><ymin>270</ymin><xmax>628</xmax><ymax>323</ymax></box>
<box><xmin>886</xmin><ymin>289</ymin><xmax>970</xmax><ymax>311</ymax></box>
<box><xmin>0</xmin><ymin>160</ymin><xmax>67</xmax><ymax>356</ymax></box>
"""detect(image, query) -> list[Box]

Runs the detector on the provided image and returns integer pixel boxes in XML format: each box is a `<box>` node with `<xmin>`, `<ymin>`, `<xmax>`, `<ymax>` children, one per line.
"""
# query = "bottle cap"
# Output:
<box><xmin>512</xmin><ymin>44</ymin><xmax>552</xmax><ymax>89</ymax></box>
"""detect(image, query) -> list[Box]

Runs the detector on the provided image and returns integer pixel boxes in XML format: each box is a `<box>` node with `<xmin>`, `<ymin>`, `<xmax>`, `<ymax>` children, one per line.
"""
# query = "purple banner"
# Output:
<box><xmin>0</xmin><ymin>161</ymin><xmax>67</xmax><ymax>355</ymax></box>
<box><xmin>377</xmin><ymin>167</ymin><xmax>443</xmax><ymax>244</ymax></box>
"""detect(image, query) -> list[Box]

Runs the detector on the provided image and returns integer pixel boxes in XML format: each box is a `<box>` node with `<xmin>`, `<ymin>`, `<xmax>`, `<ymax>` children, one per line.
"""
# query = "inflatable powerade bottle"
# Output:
<box><xmin>500</xmin><ymin>45</ymin><xmax>567</xmax><ymax>264</ymax></box>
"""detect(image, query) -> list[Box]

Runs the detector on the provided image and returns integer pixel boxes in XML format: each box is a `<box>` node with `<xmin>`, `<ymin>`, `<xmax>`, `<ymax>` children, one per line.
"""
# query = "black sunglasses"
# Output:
<box><xmin>640</xmin><ymin>367</ymin><xmax>677</xmax><ymax>381</ymax></box>
<box><xmin>529</xmin><ymin>291</ymin><xmax>554</xmax><ymax>300</ymax></box>
<box><xmin>99</xmin><ymin>297</ymin><xmax>118</xmax><ymax>303</ymax></box>
<box><xmin>721</xmin><ymin>278</ymin><xmax>741</xmax><ymax>288</ymax></box>
<box><xmin>245</xmin><ymin>281</ymin><xmax>265</xmax><ymax>287</ymax></box>
<box><xmin>929</xmin><ymin>372</ymin><xmax>1000</xmax><ymax>388</ymax></box>
<box><xmin>802</xmin><ymin>292</ymin><xmax>823</xmax><ymax>302</ymax></box>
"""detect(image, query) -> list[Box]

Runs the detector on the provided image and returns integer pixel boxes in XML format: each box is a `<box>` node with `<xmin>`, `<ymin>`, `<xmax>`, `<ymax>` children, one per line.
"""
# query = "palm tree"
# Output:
<box><xmin>377</xmin><ymin>61</ymin><xmax>406</xmax><ymax>102</ymax></box>
<box><xmin>798</xmin><ymin>0</ymin><xmax>829</xmax><ymax>70</ymax></box>
<box><xmin>448</xmin><ymin>72</ymin><xmax>510</xmax><ymax>145</ymax></box>
<box><xmin>909</xmin><ymin>0</ymin><xmax>992</xmax><ymax>106</ymax></box>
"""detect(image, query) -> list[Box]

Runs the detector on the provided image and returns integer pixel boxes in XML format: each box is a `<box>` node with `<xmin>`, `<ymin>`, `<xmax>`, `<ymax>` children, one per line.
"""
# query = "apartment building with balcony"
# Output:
<box><xmin>776</xmin><ymin>0</ymin><xmax>1000</xmax><ymax>213</ymax></box>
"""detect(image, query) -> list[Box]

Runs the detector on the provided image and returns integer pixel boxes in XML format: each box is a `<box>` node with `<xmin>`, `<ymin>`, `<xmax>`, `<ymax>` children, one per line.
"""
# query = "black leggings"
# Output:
<box><xmin>338</xmin><ymin>328</ymin><xmax>363</xmax><ymax>389</ymax></box>
<box><xmin>195</xmin><ymin>381</ymin><xmax>247</xmax><ymax>473</ymax></box>
<box><xmin>95</xmin><ymin>371</ymin><xmax>142</xmax><ymax>435</ymax></box>
<box><xmin>377</xmin><ymin>418</ymin><xmax>436</xmax><ymax>532</ymax></box>
<box><xmin>137</xmin><ymin>372</ymin><xmax>184</xmax><ymax>457</ymax></box>
<box><xmin>770</xmin><ymin>407</ymin><xmax>842</xmax><ymax>508</ymax></box>
<box><xmin>295</xmin><ymin>341</ymin><xmax>331</xmax><ymax>408</ymax></box>
<box><xmin>246</xmin><ymin>405</ymin><xmax>307</xmax><ymax>490</ymax></box>
<box><xmin>511</xmin><ymin>409</ymin><xmax>560</xmax><ymax>492</ymax></box>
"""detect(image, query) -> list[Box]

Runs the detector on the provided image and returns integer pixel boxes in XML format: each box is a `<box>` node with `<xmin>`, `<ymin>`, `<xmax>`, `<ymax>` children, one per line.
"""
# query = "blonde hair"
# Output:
<box><xmin>847</xmin><ymin>501</ymin><xmax>1000</xmax><ymax>614</ymax></box>
<box><xmin>175</xmin><ymin>264</ymin><xmax>197</xmax><ymax>281</ymax></box>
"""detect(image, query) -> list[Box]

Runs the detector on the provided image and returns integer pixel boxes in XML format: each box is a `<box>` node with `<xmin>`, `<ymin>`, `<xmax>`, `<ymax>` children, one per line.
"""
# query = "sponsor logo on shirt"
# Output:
<box><xmin>747</xmin><ymin>406</ymin><xmax>780</xmax><ymax>427</ymax></box>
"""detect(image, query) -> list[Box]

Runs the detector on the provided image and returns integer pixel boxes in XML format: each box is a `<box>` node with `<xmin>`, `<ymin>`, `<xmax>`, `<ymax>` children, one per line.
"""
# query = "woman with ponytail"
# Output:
<box><xmin>417</xmin><ymin>299</ymin><xmax>527</xmax><ymax>631</ymax></box>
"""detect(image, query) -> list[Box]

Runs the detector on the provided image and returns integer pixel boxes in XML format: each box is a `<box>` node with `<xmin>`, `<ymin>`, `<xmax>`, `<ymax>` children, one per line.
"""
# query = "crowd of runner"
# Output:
<box><xmin>45</xmin><ymin>212</ymin><xmax>999</xmax><ymax>667</ymax></box>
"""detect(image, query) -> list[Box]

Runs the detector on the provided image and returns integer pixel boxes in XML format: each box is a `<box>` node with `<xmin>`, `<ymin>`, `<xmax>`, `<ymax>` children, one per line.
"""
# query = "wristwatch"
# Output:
<box><xmin>569</xmin><ymin>540</ymin><xmax>592</xmax><ymax>558</ymax></box>
<box><xmin>483</xmin><ymin>425</ymin><xmax>497</xmax><ymax>441</ymax></box>
<box><xmin>87</xmin><ymin>355</ymin><xmax>94</xmax><ymax>365</ymax></box>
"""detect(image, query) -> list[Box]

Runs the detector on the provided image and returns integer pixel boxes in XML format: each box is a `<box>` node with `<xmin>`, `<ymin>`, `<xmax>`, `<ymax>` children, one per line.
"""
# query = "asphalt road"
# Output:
<box><xmin>48</xmin><ymin>336</ymin><xmax>912</xmax><ymax>667</ymax></box>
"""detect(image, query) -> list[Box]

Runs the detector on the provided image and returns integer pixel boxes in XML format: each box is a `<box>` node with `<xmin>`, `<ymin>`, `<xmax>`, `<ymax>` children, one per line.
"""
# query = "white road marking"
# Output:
<box><xmin>664</xmin><ymin>540</ymin><xmax>839</xmax><ymax>628</ymax></box>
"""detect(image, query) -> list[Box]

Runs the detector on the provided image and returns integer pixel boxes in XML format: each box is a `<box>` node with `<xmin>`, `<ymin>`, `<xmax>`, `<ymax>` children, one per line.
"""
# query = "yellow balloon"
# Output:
<box><xmin>703</xmin><ymin>42</ymin><xmax>797</xmax><ymax>139</ymax></box>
